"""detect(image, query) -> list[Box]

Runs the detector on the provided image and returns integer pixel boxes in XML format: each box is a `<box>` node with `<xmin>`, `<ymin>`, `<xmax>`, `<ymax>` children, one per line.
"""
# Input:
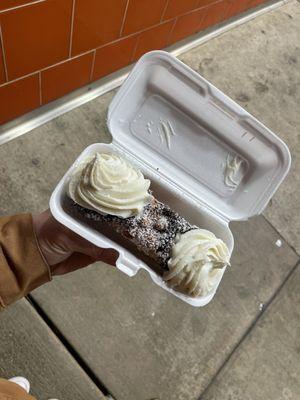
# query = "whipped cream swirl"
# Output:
<box><xmin>224</xmin><ymin>154</ymin><xmax>244</xmax><ymax>189</ymax></box>
<box><xmin>68</xmin><ymin>152</ymin><xmax>152</xmax><ymax>218</ymax></box>
<box><xmin>164</xmin><ymin>229</ymin><xmax>230</xmax><ymax>297</ymax></box>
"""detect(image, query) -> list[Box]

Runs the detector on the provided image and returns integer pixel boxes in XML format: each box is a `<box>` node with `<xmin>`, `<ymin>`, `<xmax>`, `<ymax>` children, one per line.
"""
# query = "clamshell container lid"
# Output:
<box><xmin>108</xmin><ymin>51</ymin><xmax>291</xmax><ymax>221</ymax></box>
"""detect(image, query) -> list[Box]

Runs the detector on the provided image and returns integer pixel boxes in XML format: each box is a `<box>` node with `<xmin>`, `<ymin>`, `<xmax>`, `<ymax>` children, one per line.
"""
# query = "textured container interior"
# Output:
<box><xmin>108</xmin><ymin>51</ymin><xmax>291</xmax><ymax>221</ymax></box>
<box><xmin>50</xmin><ymin>51</ymin><xmax>290</xmax><ymax>307</ymax></box>
<box><xmin>50</xmin><ymin>143</ymin><xmax>234</xmax><ymax>307</ymax></box>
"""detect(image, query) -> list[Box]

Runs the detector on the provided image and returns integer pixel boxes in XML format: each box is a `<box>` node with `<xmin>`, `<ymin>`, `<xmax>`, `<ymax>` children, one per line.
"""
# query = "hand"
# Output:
<box><xmin>33</xmin><ymin>210</ymin><xmax>119</xmax><ymax>276</ymax></box>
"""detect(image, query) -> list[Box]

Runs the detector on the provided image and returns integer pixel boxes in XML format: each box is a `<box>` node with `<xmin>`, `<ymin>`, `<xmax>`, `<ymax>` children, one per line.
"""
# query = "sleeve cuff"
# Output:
<box><xmin>0</xmin><ymin>214</ymin><xmax>52</xmax><ymax>308</ymax></box>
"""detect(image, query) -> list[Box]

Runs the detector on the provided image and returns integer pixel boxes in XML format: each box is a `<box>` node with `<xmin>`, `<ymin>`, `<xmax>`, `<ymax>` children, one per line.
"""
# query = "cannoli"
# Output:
<box><xmin>68</xmin><ymin>152</ymin><xmax>230</xmax><ymax>297</ymax></box>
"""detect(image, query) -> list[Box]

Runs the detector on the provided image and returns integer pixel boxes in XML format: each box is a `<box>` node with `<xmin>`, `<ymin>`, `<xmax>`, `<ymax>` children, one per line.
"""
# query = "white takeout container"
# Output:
<box><xmin>50</xmin><ymin>51</ymin><xmax>291</xmax><ymax>307</ymax></box>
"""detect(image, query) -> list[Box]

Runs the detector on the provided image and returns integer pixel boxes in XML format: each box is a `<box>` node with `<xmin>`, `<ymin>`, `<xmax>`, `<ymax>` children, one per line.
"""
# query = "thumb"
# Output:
<box><xmin>70</xmin><ymin>235</ymin><xmax>120</xmax><ymax>265</ymax></box>
<box><xmin>51</xmin><ymin>249</ymin><xmax>119</xmax><ymax>276</ymax></box>
<box><xmin>96</xmin><ymin>248</ymin><xmax>119</xmax><ymax>266</ymax></box>
<box><xmin>51</xmin><ymin>253</ymin><xmax>94</xmax><ymax>275</ymax></box>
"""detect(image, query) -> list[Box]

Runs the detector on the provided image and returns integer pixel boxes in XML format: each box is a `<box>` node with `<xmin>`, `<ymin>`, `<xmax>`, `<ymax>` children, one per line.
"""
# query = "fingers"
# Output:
<box><xmin>37</xmin><ymin>209</ymin><xmax>120</xmax><ymax>273</ymax></box>
<box><xmin>66</xmin><ymin>232</ymin><xmax>119</xmax><ymax>264</ymax></box>
<box><xmin>51</xmin><ymin>253</ymin><xmax>95</xmax><ymax>275</ymax></box>
<box><xmin>51</xmin><ymin>249</ymin><xmax>119</xmax><ymax>276</ymax></box>
<box><xmin>98</xmin><ymin>248</ymin><xmax>119</xmax><ymax>266</ymax></box>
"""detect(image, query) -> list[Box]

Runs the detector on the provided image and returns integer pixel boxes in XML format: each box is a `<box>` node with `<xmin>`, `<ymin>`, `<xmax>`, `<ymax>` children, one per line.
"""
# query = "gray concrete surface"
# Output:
<box><xmin>179</xmin><ymin>1</ymin><xmax>300</xmax><ymax>254</ymax></box>
<box><xmin>0</xmin><ymin>1</ymin><xmax>299</xmax><ymax>400</ymax></box>
<box><xmin>0</xmin><ymin>90</ymin><xmax>114</xmax><ymax>215</ymax></box>
<box><xmin>0</xmin><ymin>300</ymin><xmax>105</xmax><ymax>400</ymax></box>
<box><xmin>201</xmin><ymin>264</ymin><xmax>300</xmax><ymax>400</ymax></box>
<box><xmin>31</xmin><ymin>217</ymin><xmax>298</xmax><ymax>400</ymax></box>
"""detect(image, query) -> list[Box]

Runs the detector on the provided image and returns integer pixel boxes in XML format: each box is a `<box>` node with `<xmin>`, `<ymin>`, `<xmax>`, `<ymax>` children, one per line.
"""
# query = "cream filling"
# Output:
<box><xmin>164</xmin><ymin>229</ymin><xmax>230</xmax><ymax>297</ymax></box>
<box><xmin>68</xmin><ymin>152</ymin><xmax>153</xmax><ymax>218</ymax></box>
<box><xmin>224</xmin><ymin>154</ymin><xmax>244</xmax><ymax>189</ymax></box>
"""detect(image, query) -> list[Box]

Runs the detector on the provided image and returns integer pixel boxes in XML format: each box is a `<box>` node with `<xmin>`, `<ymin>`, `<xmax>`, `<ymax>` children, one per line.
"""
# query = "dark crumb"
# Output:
<box><xmin>31</xmin><ymin>158</ymin><xmax>40</xmax><ymax>167</ymax></box>
<box><xmin>70</xmin><ymin>198</ymin><xmax>196</xmax><ymax>269</ymax></box>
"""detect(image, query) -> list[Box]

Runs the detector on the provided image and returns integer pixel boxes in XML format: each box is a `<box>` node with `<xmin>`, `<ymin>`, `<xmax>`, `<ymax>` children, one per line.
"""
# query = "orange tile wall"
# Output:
<box><xmin>0</xmin><ymin>0</ymin><xmax>268</xmax><ymax>125</ymax></box>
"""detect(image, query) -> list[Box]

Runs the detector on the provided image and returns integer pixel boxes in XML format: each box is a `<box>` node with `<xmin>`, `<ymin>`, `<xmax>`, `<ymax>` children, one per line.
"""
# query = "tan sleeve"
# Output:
<box><xmin>0</xmin><ymin>379</ymin><xmax>36</xmax><ymax>400</ymax></box>
<box><xmin>0</xmin><ymin>214</ymin><xmax>51</xmax><ymax>310</ymax></box>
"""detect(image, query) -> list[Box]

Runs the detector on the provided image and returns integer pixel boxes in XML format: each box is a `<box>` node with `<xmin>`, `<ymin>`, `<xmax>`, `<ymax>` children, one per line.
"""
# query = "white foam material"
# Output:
<box><xmin>50</xmin><ymin>51</ymin><xmax>291</xmax><ymax>307</ymax></box>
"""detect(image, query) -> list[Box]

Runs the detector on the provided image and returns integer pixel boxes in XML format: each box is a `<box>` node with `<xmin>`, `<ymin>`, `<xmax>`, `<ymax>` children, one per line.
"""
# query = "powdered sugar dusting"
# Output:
<box><xmin>70</xmin><ymin>197</ymin><xmax>195</xmax><ymax>268</ymax></box>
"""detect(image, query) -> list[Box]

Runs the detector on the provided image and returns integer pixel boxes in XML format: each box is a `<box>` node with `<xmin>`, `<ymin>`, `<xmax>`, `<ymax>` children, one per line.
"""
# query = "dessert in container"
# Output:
<box><xmin>50</xmin><ymin>51</ymin><xmax>291</xmax><ymax>307</ymax></box>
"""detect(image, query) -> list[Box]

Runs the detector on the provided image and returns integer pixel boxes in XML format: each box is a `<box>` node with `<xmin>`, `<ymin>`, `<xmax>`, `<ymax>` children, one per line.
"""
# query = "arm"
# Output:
<box><xmin>0</xmin><ymin>210</ymin><xmax>118</xmax><ymax>309</ymax></box>
<box><xmin>0</xmin><ymin>379</ymin><xmax>35</xmax><ymax>400</ymax></box>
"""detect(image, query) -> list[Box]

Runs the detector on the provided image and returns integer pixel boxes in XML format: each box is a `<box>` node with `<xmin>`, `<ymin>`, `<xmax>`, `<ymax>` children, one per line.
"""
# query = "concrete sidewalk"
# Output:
<box><xmin>0</xmin><ymin>1</ymin><xmax>299</xmax><ymax>399</ymax></box>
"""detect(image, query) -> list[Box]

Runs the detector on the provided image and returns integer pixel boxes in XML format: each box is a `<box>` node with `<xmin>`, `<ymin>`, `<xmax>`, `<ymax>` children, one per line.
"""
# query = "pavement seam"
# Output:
<box><xmin>26</xmin><ymin>294</ymin><xmax>116</xmax><ymax>400</ymax></box>
<box><xmin>197</xmin><ymin>259</ymin><xmax>300</xmax><ymax>400</ymax></box>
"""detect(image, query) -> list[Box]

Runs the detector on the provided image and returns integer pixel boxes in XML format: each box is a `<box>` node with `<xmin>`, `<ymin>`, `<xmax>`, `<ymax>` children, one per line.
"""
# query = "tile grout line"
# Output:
<box><xmin>0</xmin><ymin>0</ymin><xmax>289</xmax><ymax>143</ymax></box>
<box><xmin>0</xmin><ymin>49</ymin><xmax>94</xmax><ymax>89</ymax></box>
<box><xmin>26</xmin><ymin>294</ymin><xmax>117</xmax><ymax>399</ymax></box>
<box><xmin>119</xmin><ymin>0</ymin><xmax>130</xmax><ymax>37</ymax></box>
<box><xmin>160</xmin><ymin>0</ymin><xmax>170</xmax><ymax>22</ymax></box>
<box><xmin>168</xmin><ymin>0</ymin><xmax>292</xmax><ymax>57</ymax></box>
<box><xmin>197</xmin><ymin>259</ymin><xmax>300</xmax><ymax>400</ymax></box>
<box><xmin>0</xmin><ymin>0</ymin><xmax>252</xmax><ymax>90</ymax></box>
<box><xmin>197</xmin><ymin>7</ymin><xmax>207</xmax><ymax>32</ymax></box>
<box><xmin>0</xmin><ymin>0</ymin><xmax>45</xmax><ymax>14</ymax></box>
<box><xmin>0</xmin><ymin>0</ymin><xmax>278</xmax><ymax>90</ymax></box>
<box><xmin>26</xmin><ymin>48</ymin><xmax>93</xmax><ymax>72</ymax></box>
<box><xmin>68</xmin><ymin>0</ymin><xmax>76</xmax><ymax>58</ymax></box>
<box><xmin>98</xmin><ymin>16</ymin><xmax>176</xmax><ymax>50</ymax></box>
<box><xmin>196</xmin><ymin>0</ymin><xmax>223</xmax><ymax>10</ymax></box>
<box><xmin>0</xmin><ymin>23</ymin><xmax>8</xmax><ymax>81</ymax></box>
<box><xmin>0</xmin><ymin>71</ymin><xmax>40</xmax><ymax>88</ymax></box>
<box><xmin>89</xmin><ymin>49</ymin><xmax>96</xmax><ymax>82</ymax></box>
<box><xmin>167</xmin><ymin>18</ymin><xmax>177</xmax><ymax>45</ymax></box>
<box><xmin>262</xmin><ymin>214</ymin><xmax>300</xmax><ymax>257</ymax></box>
<box><xmin>0</xmin><ymin>16</ymin><xmax>177</xmax><ymax>89</ymax></box>
<box><xmin>131</xmin><ymin>34</ymin><xmax>140</xmax><ymax>62</ymax></box>
<box><xmin>224</xmin><ymin>0</ymin><xmax>233</xmax><ymax>19</ymax></box>
<box><xmin>38</xmin><ymin>71</ymin><xmax>42</xmax><ymax>105</ymax></box>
